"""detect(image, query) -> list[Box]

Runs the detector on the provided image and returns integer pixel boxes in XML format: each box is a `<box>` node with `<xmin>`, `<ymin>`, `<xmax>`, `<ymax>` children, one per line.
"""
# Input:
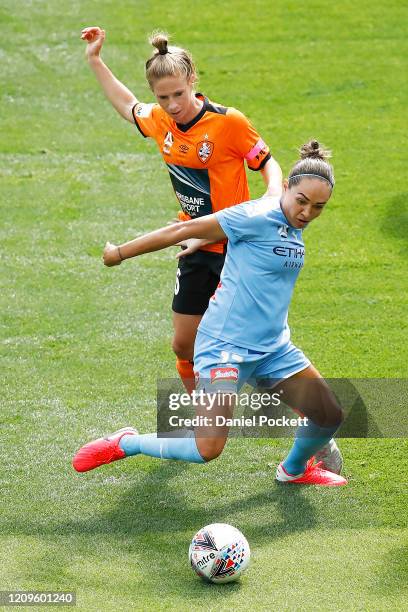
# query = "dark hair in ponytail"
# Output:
<box><xmin>289</xmin><ymin>140</ymin><xmax>334</xmax><ymax>188</ymax></box>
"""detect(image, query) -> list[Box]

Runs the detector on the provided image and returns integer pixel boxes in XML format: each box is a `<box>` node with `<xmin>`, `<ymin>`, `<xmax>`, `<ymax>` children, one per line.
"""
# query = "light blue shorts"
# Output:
<box><xmin>193</xmin><ymin>331</ymin><xmax>310</xmax><ymax>392</ymax></box>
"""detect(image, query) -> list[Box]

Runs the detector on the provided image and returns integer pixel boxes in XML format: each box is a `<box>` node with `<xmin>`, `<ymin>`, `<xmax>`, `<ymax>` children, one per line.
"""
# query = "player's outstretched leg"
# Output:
<box><xmin>72</xmin><ymin>427</ymin><xmax>207</xmax><ymax>473</ymax></box>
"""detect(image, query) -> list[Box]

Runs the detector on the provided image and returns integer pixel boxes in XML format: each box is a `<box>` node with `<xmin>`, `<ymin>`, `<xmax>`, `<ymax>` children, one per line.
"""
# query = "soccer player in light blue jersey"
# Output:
<box><xmin>73</xmin><ymin>140</ymin><xmax>346</xmax><ymax>486</ymax></box>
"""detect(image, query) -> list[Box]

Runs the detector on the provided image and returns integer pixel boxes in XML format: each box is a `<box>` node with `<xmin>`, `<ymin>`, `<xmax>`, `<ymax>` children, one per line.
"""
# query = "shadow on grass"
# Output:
<box><xmin>372</xmin><ymin>544</ymin><xmax>408</xmax><ymax>596</ymax></box>
<box><xmin>2</xmin><ymin>460</ymin><xmax>316</xmax><ymax>601</ymax></box>
<box><xmin>381</xmin><ymin>193</ymin><xmax>408</xmax><ymax>257</ymax></box>
<box><xmin>9</xmin><ymin>461</ymin><xmax>316</xmax><ymax>539</ymax></box>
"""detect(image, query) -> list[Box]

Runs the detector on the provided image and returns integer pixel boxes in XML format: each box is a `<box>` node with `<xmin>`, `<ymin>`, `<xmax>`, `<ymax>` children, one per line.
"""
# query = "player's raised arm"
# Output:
<box><xmin>81</xmin><ymin>27</ymin><xmax>138</xmax><ymax>123</ymax></box>
<box><xmin>103</xmin><ymin>215</ymin><xmax>226</xmax><ymax>267</ymax></box>
<box><xmin>260</xmin><ymin>156</ymin><xmax>283</xmax><ymax>198</ymax></box>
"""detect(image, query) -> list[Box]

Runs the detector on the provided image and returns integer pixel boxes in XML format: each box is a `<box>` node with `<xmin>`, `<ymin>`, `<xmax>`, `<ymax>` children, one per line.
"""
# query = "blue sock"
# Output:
<box><xmin>119</xmin><ymin>429</ymin><xmax>205</xmax><ymax>463</ymax></box>
<box><xmin>282</xmin><ymin>420</ymin><xmax>339</xmax><ymax>476</ymax></box>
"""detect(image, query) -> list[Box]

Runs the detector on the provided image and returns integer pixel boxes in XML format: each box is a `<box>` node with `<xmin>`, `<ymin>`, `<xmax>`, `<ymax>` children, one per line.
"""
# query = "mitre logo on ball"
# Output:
<box><xmin>189</xmin><ymin>523</ymin><xmax>250</xmax><ymax>583</ymax></box>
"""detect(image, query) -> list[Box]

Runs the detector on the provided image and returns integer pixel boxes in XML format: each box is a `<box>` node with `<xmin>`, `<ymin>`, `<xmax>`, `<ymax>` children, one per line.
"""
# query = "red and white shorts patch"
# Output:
<box><xmin>210</xmin><ymin>366</ymin><xmax>239</xmax><ymax>385</ymax></box>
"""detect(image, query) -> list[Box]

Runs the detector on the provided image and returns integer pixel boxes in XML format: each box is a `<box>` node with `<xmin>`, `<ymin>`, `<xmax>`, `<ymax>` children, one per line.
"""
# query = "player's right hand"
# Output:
<box><xmin>103</xmin><ymin>241</ymin><xmax>122</xmax><ymax>267</ymax></box>
<box><xmin>81</xmin><ymin>26</ymin><xmax>106</xmax><ymax>59</ymax></box>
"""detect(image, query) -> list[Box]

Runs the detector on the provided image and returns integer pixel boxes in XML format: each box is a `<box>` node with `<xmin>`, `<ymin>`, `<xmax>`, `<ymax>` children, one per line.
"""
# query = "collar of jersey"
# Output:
<box><xmin>176</xmin><ymin>93</ymin><xmax>208</xmax><ymax>132</ymax></box>
<box><xmin>279</xmin><ymin>198</ymin><xmax>306</xmax><ymax>231</ymax></box>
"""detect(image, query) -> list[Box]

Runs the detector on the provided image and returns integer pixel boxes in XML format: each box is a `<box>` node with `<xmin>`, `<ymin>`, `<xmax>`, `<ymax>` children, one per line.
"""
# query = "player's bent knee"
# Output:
<box><xmin>201</xmin><ymin>448</ymin><xmax>223</xmax><ymax>462</ymax></box>
<box><xmin>197</xmin><ymin>440</ymin><xmax>225</xmax><ymax>462</ymax></box>
<box><xmin>172</xmin><ymin>337</ymin><xmax>194</xmax><ymax>360</ymax></box>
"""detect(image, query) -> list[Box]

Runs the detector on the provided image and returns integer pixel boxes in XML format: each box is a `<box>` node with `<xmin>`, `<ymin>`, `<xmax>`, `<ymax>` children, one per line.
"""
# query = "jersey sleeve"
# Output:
<box><xmin>216</xmin><ymin>197</ymin><xmax>278</xmax><ymax>243</ymax></box>
<box><xmin>131</xmin><ymin>102</ymin><xmax>160</xmax><ymax>139</ymax></box>
<box><xmin>227</xmin><ymin>108</ymin><xmax>271</xmax><ymax>171</ymax></box>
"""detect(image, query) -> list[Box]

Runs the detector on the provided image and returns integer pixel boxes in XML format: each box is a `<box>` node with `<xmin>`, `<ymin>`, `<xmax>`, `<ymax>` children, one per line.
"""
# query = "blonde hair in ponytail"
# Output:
<box><xmin>145</xmin><ymin>31</ymin><xmax>197</xmax><ymax>89</ymax></box>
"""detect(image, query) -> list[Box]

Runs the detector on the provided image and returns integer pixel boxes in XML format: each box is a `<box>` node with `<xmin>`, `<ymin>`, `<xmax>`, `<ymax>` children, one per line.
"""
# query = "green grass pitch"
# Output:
<box><xmin>1</xmin><ymin>0</ymin><xmax>407</xmax><ymax>610</ymax></box>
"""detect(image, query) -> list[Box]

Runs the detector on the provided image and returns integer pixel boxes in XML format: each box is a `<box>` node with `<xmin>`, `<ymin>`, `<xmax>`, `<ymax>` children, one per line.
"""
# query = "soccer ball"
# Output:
<box><xmin>189</xmin><ymin>523</ymin><xmax>250</xmax><ymax>583</ymax></box>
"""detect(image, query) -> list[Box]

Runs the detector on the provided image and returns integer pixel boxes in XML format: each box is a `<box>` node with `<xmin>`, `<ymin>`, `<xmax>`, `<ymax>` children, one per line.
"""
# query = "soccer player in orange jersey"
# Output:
<box><xmin>81</xmin><ymin>27</ymin><xmax>283</xmax><ymax>395</ymax></box>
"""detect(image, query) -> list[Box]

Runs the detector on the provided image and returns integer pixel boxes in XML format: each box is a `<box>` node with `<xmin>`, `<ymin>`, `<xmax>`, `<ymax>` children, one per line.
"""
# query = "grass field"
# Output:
<box><xmin>1</xmin><ymin>0</ymin><xmax>407</xmax><ymax>610</ymax></box>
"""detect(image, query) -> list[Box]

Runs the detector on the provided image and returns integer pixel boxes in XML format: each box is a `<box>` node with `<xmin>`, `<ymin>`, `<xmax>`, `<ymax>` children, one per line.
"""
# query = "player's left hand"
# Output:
<box><xmin>175</xmin><ymin>238</ymin><xmax>210</xmax><ymax>258</ymax></box>
<box><xmin>103</xmin><ymin>241</ymin><xmax>122</xmax><ymax>266</ymax></box>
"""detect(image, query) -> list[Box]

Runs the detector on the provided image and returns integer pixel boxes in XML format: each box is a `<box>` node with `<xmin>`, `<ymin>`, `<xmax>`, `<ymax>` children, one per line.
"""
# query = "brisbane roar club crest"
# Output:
<box><xmin>197</xmin><ymin>140</ymin><xmax>214</xmax><ymax>163</ymax></box>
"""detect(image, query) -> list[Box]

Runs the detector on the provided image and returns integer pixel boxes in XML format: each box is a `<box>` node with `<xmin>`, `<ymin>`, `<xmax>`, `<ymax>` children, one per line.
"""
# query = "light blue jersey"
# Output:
<box><xmin>198</xmin><ymin>197</ymin><xmax>305</xmax><ymax>352</ymax></box>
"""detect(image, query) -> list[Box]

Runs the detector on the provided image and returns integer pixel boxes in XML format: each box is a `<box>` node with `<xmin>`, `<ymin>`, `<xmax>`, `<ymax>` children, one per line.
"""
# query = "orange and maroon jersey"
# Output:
<box><xmin>132</xmin><ymin>93</ymin><xmax>271</xmax><ymax>253</ymax></box>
